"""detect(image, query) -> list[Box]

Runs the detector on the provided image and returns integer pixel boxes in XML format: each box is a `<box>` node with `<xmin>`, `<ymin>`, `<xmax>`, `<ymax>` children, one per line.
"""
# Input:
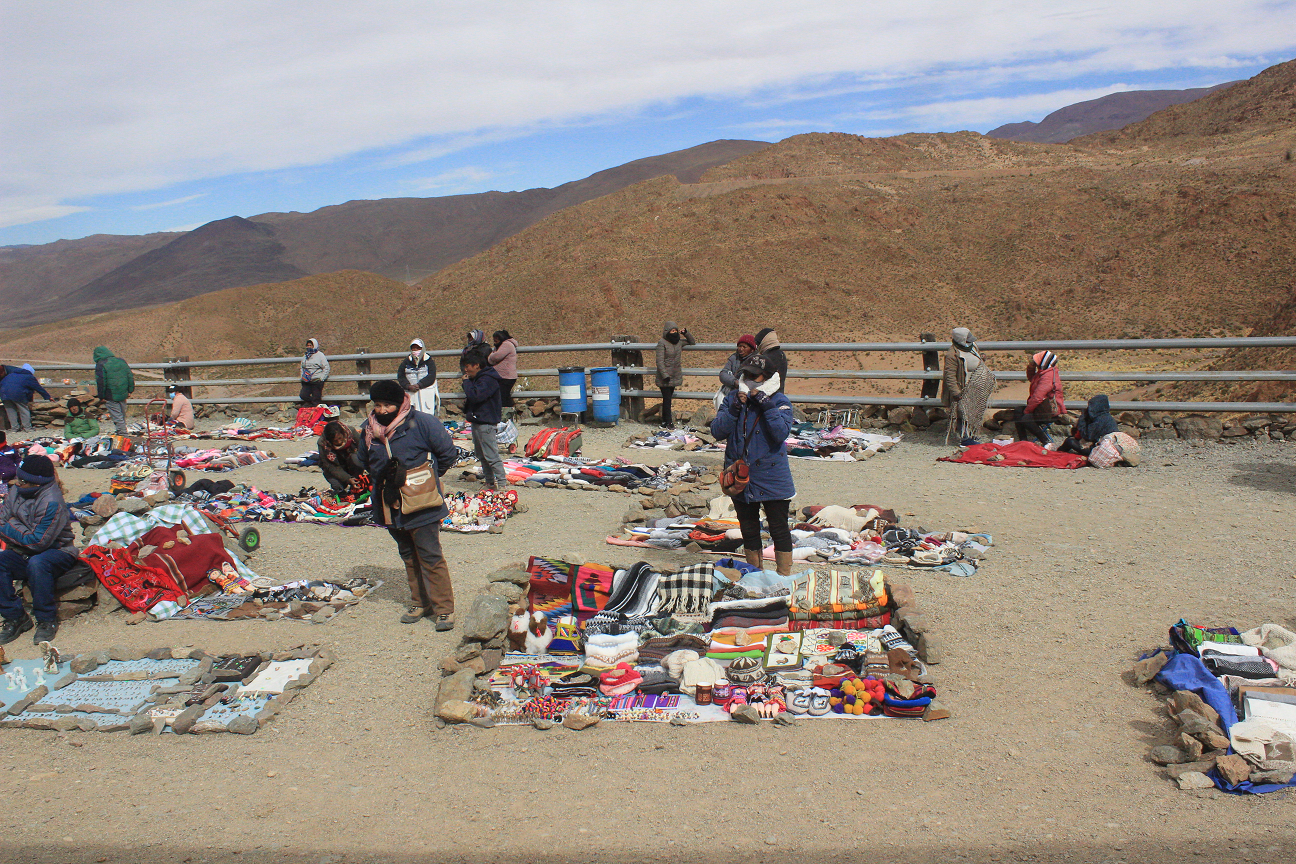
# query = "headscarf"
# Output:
<box><xmin>305</xmin><ymin>338</ymin><xmax>320</xmax><ymax>358</ymax></box>
<box><xmin>465</xmin><ymin>329</ymin><xmax>485</xmax><ymax>347</ymax></box>
<box><xmin>21</xmin><ymin>363</ymin><xmax>34</xmax><ymax>374</ymax></box>
<box><xmin>365</xmin><ymin>393</ymin><xmax>412</xmax><ymax>448</ymax></box>
<box><xmin>755</xmin><ymin>328</ymin><xmax>780</xmax><ymax>351</ymax></box>
<box><xmin>951</xmin><ymin>328</ymin><xmax>981</xmax><ymax>373</ymax></box>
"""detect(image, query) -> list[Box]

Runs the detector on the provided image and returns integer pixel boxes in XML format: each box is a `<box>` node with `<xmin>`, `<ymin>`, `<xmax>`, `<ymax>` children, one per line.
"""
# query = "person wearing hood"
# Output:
<box><xmin>0</xmin><ymin>364</ymin><xmax>52</xmax><ymax>433</ymax></box>
<box><xmin>359</xmin><ymin>379</ymin><xmax>459</xmax><ymax>629</ymax></box>
<box><xmin>488</xmin><ymin>330</ymin><xmax>520</xmax><ymax>412</ymax></box>
<box><xmin>1060</xmin><ymin>394</ymin><xmax>1118</xmax><ymax>456</ymax></box>
<box><xmin>299</xmin><ymin>338</ymin><xmax>330</xmax><ymax>407</ymax></box>
<box><xmin>755</xmin><ymin>328</ymin><xmax>789</xmax><ymax>394</ymax></box>
<box><xmin>92</xmin><ymin>346</ymin><xmax>134</xmax><ymax>435</ymax></box>
<box><xmin>63</xmin><ymin>398</ymin><xmax>99</xmax><ymax>440</ymax></box>
<box><xmin>460</xmin><ymin>347</ymin><xmax>507</xmax><ymax>489</ymax></box>
<box><xmin>0</xmin><ymin>453</ymin><xmax>77</xmax><ymax>645</ymax></box>
<box><xmin>166</xmin><ymin>385</ymin><xmax>194</xmax><ymax>430</ymax></box>
<box><xmin>716</xmin><ymin>334</ymin><xmax>758</xmax><ymax>408</ymax></box>
<box><xmin>655</xmin><ymin>321</ymin><xmax>695</xmax><ymax>429</ymax></box>
<box><xmin>462</xmin><ymin>329</ymin><xmax>487</xmax><ymax>359</ymax></box>
<box><xmin>710</xmin><ymin>355</ymin><xmax>797</xmax><ymax>576</ymax></box>
<box><xmin>941</xmin><ymin>328</ymin><xmax>996</xmax><ymax>446</ymax></box>
<box><xmin>318</xmin><ymin>420</ymin><xmax>365</xmax><ymax>496</ymax></box>
<box><xmin>398</xmin><ymin>338</ymin><xmax>439</xmax><ymax>415</ymax></box>
<box><xmin>1016</xmin><ymin>350</ymin><xmax>1065</xmax><ymax>446</ymax></box>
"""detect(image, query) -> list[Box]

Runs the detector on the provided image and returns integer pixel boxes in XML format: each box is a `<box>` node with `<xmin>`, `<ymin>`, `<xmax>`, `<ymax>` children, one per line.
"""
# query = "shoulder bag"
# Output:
<box><xmin>383</xmin><ymin>439</ymin><xmax>444</xmax><ymax>515</ymax></box>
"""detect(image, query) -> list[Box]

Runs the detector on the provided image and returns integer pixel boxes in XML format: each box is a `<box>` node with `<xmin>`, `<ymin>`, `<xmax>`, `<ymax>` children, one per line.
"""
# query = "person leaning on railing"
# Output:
<box><xmin>299</xmin><ymin>338</ymin><xmax>330</xmax><ymax>406</ymax></box>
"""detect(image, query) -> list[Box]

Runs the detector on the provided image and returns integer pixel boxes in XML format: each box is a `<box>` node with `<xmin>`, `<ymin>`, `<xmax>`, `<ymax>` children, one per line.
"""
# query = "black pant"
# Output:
<box><xmin>733</xmin><ymin>497</ymin><xmax>793</xmax><ymax>553</ymax></box>
<box><xmin>1015</xmin><ymin>409</ymin><xmax>1054</xmax><ymax>445</ymax></box>
<box><xmin>500</xmin><ymin>378</ymin><xmax>516</xmax><ymax>408</ymax></box>
<box><xmin>660</xmin><ymin>386</ymin><xmax>675</xmax><ymax>427</ymax></box>
<box><xmin>1058</xmin><ymin>437</ymin><xmax>1094</xmax><ymax>457</ymax></box>
<box><xmin>299</xmin><ymin>380</ymin><xmax>325</xmax><ymax>406</ymax></box>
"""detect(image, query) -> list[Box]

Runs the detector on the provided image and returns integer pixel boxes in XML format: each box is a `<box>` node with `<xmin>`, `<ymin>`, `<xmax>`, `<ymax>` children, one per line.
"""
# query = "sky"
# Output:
<box><xmin>2</xmin><ymin>1</ymin><xmax>1294</xmax><ymax>246</ymax></box>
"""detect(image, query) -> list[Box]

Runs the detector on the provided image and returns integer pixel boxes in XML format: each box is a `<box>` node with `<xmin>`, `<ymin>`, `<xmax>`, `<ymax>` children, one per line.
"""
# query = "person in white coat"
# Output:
<box><xmin>398</xmin><ymin>338</ymin><xmax>440</xmax><ymax>415</ymax></box>
<box><xmin>300</xmin><ymin>338</ymin><xmax>331</xmax><ymax>406</ymax></box>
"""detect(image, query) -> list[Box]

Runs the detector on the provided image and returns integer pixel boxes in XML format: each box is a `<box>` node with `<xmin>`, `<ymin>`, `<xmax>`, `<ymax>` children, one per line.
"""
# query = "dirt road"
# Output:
<box><xmin>2</xmin><ymin>423</ymin><xmax>1293</xmax><ymax>864</ymax></box>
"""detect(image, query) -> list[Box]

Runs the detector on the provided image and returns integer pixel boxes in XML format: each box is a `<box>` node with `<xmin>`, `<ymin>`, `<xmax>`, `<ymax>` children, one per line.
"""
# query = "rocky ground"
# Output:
<box><xmin>2</xmin><ymin>420</ymin><xmax>1294</xmax><ymax>864</ymax></box>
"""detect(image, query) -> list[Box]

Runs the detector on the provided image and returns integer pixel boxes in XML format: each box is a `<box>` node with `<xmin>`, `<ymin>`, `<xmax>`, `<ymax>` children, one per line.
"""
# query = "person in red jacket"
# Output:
<box><xmin>1016</xmin><ymin>350</ymin><xmax>1065</xmax><ymax>446</ymax></box>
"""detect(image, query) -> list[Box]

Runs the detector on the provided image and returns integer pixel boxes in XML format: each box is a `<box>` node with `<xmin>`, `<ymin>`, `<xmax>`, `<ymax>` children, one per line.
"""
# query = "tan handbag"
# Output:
<box><xmin>383</xmin><ymin>441</ymin><xmax>444</xmax><ymax>514</ymax></box>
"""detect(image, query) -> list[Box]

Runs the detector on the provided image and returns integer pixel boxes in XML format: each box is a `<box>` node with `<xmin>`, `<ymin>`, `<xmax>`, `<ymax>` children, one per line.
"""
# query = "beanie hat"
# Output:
<box><xmin>16</xmin><ymin>453</ymin><xmax>55</xmax><ymax>485</ymax></box>
<box><xmin>725</xmin><ymin>656</ymin><xmax>767</xmax><ymax>684</ymax></box>
<box><xmin>369</xmin><ymin>379</ymin><xmax>405</xmax><ymax>405</ymax></box>
<box><xmin>662</xmin><ymin>649</ymin><xmax>701</xmax><ymax>679</ymax></box>
<box><xmin>737</xmin><ymin>334</ymin><xmax>758</xmax><ymax>351</ymax></box>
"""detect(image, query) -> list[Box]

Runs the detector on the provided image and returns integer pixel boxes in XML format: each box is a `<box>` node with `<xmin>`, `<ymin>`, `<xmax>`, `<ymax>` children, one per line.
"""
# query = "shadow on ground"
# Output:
<box><xmin>1229</xmin><ymin>461</ymin><xmax>1296</xmax><ymax>495</ymax></box>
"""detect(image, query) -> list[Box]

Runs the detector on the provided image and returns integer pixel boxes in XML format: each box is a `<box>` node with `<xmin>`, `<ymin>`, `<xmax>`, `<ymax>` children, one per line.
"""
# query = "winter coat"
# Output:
<box><xmin>317</xmin><ymin>426</ymin><xmax>365</xmax><ymax>494</ymax></box>
<box><xmin>0</xmin><ymin>478</ymin><xmax>76</xmax><ymax>553</ymax></box>
<box><xmin>301</xmin><ymin>339</ymin><xmax>330</xmax><ymax>383</ymax></box>
<box><xmin>0</xmin><ymin>444</ymin><xmax>19</xmax><ymax>483</ymax></box>
<box><xmin>359</xmin><ymin>410</ymin><xmax>458</xmax><ymax>530</ymax></box>
<box><xmin>710</xmin><ymin>388</ymin><xmax>797</xmax><ymax>503</ymax></box>
<box><xmin>461</xmin><ymin>365</ymin><xmax>504</xmax><ymax>426</ymax></box>
<box><xmin>756</xmin><ymin>330</ymin><xmax>789</xmax><ymax>394</ymax></box>
<box><xmin>718</xmin><ymin>351</ymin><xmax>745</xmax><ymax>398</ymax></box>
<box><xmin>1075</xmin><ymin>394</ymin><xmax>1118</xmax><ymax>443</ymax></box>
<box><xmin>64</xmin><ymin>412</ymin><xmax>100</xmax><ymax>439</ymax></box>
<box><xmin>397</xmin><ymin>353</ymin><xmax>438</xmax><ymax>392</ymax></box>
<box><xmin>655</xmin><ymin>323</ymin><xmax>695</xmax><ymax>388</ymax></box>
<box><xmin>92</xmin><ymin>347</ymin><xmax>135</xmax><ymax>402</ymax></box>
<box><xmin>0</xmin><ymin>366</ymin><xmax>51</xmax><ymax>404</ymax></box>
<box><xmin>488</xmin><ymin>338</ymin><xmax>519</xmax><ymax>380</ymax></box>
<box><xmin>1024</xmin><ymin>365</ymin><xmax>1065</xmax><ymax>419</ymax></box>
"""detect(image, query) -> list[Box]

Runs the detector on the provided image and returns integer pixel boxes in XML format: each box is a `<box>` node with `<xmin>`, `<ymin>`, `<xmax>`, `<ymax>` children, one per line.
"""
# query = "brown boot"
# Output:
<box><xmin>744</xmin><ymin>548</ymin><xmax>763</xmax><ymax>568</ymax></box>
<box><xmin>774</xmin><ymin>551</ymin><xmax>794</xmax><ymax>577</ymax></box>
<box><xmin>401</xmin><ymin>559</ymin><xmax>429</xmax><ymax>624</ymax></box>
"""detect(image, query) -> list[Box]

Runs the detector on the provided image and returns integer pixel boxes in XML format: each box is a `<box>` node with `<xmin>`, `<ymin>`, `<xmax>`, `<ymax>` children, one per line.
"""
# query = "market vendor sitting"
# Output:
<box><xmin>167</xmin><ymin>386</ymin><xmax>194</xmax><ymax>430</ymax></box>
<box><xmin>0</xmin><ymin>454</ymin><xmax>77</xmax><ymax>645</ymax></box>
<box><xmin>318</xmin><ymin>420</ymin><xmax>365</xmax><ymax>496</ymax></box>
<box><xmin>63</xmin><ymin>397</ymin><xmax>100</xmax><ymax>440</ymax></box>
<box><xmin>1058</xmin><ymin>394</ymin><xmax>1118</xmax><ymax>457</ymax></box>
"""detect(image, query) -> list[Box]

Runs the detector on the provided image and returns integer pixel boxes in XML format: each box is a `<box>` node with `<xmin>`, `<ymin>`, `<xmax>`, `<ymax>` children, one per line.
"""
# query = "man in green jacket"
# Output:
<box><xmin>93</xmin><ymin>346</ymin><xmax>134</xmax><ymax>435</ymax></box>
<box><xmin>63</xmin><ymin>399</ymin><xmax>99</xmax><ymax>439</ymax></box>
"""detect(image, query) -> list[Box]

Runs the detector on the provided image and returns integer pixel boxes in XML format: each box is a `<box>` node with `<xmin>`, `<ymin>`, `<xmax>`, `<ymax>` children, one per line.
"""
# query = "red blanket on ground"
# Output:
<box><xmin>938</xmin><ymin>440</ymin><xmax>1087</xmax><ymax>469</ymax></box>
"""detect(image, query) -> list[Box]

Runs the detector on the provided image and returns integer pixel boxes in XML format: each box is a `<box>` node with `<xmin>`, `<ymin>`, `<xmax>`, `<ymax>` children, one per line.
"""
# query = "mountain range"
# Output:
<box><xmin>987</xmin><ymin>83</ymin><xmax>1238</xmax><ymax>143</ymax></box>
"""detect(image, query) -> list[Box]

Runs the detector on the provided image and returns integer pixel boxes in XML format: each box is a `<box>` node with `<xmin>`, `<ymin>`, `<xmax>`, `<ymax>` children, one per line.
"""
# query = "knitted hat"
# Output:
<box><xmin>737</xmin><ymin>334</ymin><xmax>758</xmax><ymax>351</ymax></box>
<box><xmin>16</xmin><ymin>453</ymin><xmax>55</xmax><ymax>485</ymax></box>
<box><xmin>662</xmin><ymin>649</ymin><xmax>700</xmax><ymax>679</ymax></box>
<box><xmin>738</xmin><ymin>355</ymin><xmax>772</xmax><ymax>381</ymax></box>
<box><xmin>726</xmin><ymin>656</ymin><xmax>767</xmax><ymax>684</ymax></box>
<box><xmin>369</xmin><ymin>379</ymin><xmax>405</xmax><ymax>406</ymax></box>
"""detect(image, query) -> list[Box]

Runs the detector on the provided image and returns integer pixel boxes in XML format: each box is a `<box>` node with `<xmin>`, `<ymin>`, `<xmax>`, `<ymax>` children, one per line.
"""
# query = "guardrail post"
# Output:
<box><xmin>355</xmin><ymin>348</ymin><xmax>372</xmax><ymax>407</ymax></box>
<box><xmin>164</xmin><ymin>356</ymin><xmax>192</xmax><ymax>397</ymax></box>
<box><xmin>612</xmin><ymin>335</ymin><xmax>643</xmax><ymax>421</ymax></box>
<box><xmin>920</xmin><ymin>334</ymin><xmax>940</xmax><ymax>400</ymax></box>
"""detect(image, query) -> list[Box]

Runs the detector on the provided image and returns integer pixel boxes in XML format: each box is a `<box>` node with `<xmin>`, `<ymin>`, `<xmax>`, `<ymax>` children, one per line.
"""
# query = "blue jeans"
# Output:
<box><xmin>0</xmin><ymin>547</ymin><xmax>79</xmax><ymax>623</ymax></box>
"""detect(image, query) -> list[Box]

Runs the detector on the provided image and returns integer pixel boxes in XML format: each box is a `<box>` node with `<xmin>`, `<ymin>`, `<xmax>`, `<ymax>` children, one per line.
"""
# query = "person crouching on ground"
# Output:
<box><xmin>360</xmin><ymin>380</ymin><xmax>458</xmax><ymax>630</ymax></box>
<box><xmin>710</xmin><ymin>354</ymin><xmax>797</xmax><ymax>576</ymax></box>
<box><xmin>167</xmin><ymin>386</ymin><xmax>194</xmax><ymax>430</ymax></box>
<box><xmin>0</xmin><ymin>454</ymin><xmax>78</xmax><ymax>645</ymax></box>
<box><xmin>460</xmin><ymin>348</ymin><xmax>506</xmax><ymax>489</ymax></box>
<box><xmin>1059</xmin><ymin>394</ymin><xmax>1118</xmax><ymax>457</ymax></box>
<box><xmin>1016</xmin><ymin>351</ymin><xmax>1064</xmax><ymax>446</ymax></box>
<box><xmin>655</xmin><ymin>320</ymin><xmax>695</xmax><ymax>429</ymax></box>
<box><xmin>63</xmin><ymin>398</ymin><xmax>99</xmax><ymax>440</ymax></box>
<box><xmin>318</xmin><ymin>420</ymin><xmax>365</xmax><ymax>497</ymax></box>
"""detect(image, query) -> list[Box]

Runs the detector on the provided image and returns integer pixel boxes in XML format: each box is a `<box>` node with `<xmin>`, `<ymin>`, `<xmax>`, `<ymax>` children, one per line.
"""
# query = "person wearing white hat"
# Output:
<box><xmin>397</xmin><ymin>338</ymin><xmax>439</xmax><ymax>415</ymax></box>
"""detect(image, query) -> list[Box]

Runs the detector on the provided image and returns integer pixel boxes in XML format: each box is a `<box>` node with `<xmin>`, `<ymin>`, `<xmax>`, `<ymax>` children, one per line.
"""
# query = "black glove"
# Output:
<box><xmin>728</xmin><ymin>396</ymin><xmax>744</xmax><ymax>417</ymax></box>
<box><xmin>749</xmin><ymin>388</ymin><xmax>770</xmax><ymax>407</ymax></box>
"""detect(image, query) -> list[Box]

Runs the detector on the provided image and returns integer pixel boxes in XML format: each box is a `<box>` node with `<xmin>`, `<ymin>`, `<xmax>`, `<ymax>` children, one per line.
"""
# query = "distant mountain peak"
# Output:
<box><xmin>987</xmin><ymin>83</ymin><xmax>1238</xmax><ymax>144</ymax></box>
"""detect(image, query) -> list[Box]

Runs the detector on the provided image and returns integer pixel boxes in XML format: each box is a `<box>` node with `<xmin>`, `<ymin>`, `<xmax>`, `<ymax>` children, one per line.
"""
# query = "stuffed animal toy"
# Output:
<box><xmin>524</xmin><ymin>611</ymin><xmax>553</xmax><ymax>655</ymax></box>
<box><xmin>507</xmin><ymin>610</ymin><xmax>529</xmax><ymax>653</ymax></box>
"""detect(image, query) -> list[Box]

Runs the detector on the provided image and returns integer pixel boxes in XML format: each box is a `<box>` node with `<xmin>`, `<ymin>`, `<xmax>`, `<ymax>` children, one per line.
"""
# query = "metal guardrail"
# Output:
<box><xmin>13</xmin><ymin>336</ymin><xmax>1296</xmax><ymax>413</ymax></box>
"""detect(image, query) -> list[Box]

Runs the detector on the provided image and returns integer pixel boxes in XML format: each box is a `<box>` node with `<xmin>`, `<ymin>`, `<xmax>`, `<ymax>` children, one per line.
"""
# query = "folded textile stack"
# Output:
<box><xmin>788</xmin><ymin>567</ymin><xmax>891</xmax><ymax>631</ymax></box>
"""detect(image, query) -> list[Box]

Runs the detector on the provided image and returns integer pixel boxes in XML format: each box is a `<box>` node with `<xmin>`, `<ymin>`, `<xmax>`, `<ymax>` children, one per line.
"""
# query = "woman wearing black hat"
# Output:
<box><xmin>710</xmin><ymin>355</ymin><xmax>798</xmax><ymax>576</ymax></box>
<box><xmin>359</xmin><ymin>379</ymin><xmax>460</xmax><ymax>630</ymax></box>
<box><xmin>0</xmin><ymin>453</ymin><xmax>78</xmax><ymax>645</ymax></box>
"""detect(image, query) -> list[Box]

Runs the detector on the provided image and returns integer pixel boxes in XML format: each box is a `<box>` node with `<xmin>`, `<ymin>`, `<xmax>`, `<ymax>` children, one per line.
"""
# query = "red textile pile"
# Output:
<box><xmin>938</xmin><ymin>441</ymin><xmax>1087</xmax><ymax>469</ymax></box>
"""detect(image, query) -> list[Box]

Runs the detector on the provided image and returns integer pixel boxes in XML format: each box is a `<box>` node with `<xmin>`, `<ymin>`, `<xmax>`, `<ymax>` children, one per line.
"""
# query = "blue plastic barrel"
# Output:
<box><xmin>589</xmin><ymin>366</ymin><xmax>621</xmax><ymax>423</ymax></box>
<box><xmin>558</xmin><ymin>366</ymin><xmax>587</xmax><ymax>415</ymax></box>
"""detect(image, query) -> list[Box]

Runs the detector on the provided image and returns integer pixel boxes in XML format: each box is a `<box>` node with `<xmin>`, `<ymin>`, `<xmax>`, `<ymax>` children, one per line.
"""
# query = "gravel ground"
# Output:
<box><xmin>2</xmin><ymin>420</ymin><xmax>1294</xmax><ymax>864</ymax></box>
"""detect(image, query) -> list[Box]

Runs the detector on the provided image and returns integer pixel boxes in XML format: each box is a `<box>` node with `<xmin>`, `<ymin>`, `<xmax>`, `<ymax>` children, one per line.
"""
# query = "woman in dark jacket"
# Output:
<box><xmin>755</xmin><ymin>328</ymin><xmax>789</xmax><ymax>394</ymax></box>
<box><xmin>655</xmin><ymin>321</ymin><xmax>695</xmax><ymax>429</ymax></box>
<box><xmin>1059</xmin><ymin>394</ymin><xmax>1118</xmax><ymax>456</ymax></box>
<box><xmin>716</xmin><ymin>334</ymin><xmax>757</xmax><ymax>407</ymax></box>
<box><xmin>317</xmin><ymin>421</ymin><xmax>365</xmax><ymax>496</ymax></box>
<box><xmin>710</xmin><ymin>355</ymin><xmax>797</xmax><ymax>576</ymax></box>
<box><xmin>359</xmin><ymin>379</ymin><xmax>459</xmax><ymax>630</ymax></box>
<box><xmin>397</xmin><ymin>338</ymin><xmax>439</xmax><ymax>415</ymax></box>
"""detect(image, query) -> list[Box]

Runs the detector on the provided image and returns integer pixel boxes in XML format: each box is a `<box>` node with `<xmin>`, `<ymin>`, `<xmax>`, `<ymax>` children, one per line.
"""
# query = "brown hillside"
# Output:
<box><xmin>1083</xmin><ymin>59</ymin><xmax>1296</xmax><ymax>144</ymax></box>
<box><xmin>987</xmin><ymin>83</ymin><xmax>1237</xmax><ymax>144</ymax></box>
<box><xmin>0</xmin><ymin>232</ymin><xmax>181</xmax><ymax>315</ymax></box>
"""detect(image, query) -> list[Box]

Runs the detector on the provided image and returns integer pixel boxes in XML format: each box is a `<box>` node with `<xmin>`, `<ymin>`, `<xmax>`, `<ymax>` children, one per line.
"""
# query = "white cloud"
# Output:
<box><xmin>409</xmin><ymin>167</ymin><xmax>496</xmax><ymax>191</ymax></box>
<box><xmin>160</xmin><ymin>222</ymin><xmax>202</xmax><ymax>233</ymax></box>
<box><xmin>2</xmin><ymin>1</ymin><xmax>1294</xmax><ymax>228</ymax></box>
<box><xmin>130</xmin><ymin>193</ymin><xmax>206</xmax><ymax>210</ymax></box>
